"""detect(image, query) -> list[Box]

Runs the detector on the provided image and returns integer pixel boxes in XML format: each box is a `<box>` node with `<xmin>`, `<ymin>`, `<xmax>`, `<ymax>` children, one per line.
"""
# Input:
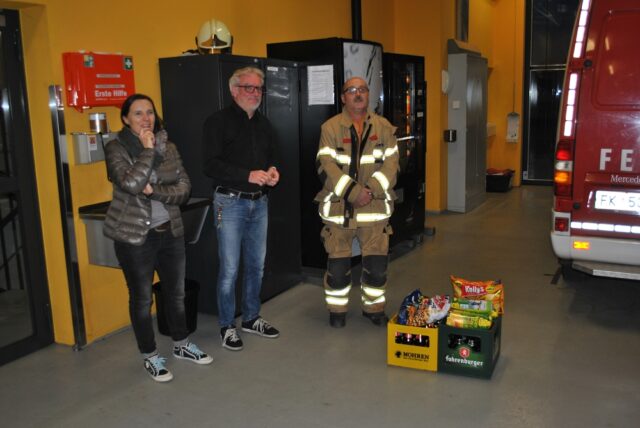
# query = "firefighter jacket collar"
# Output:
<box><xmin>338</xmin><ymin>109</ymin><xmax>373</xmax><ymax>129</ymax></box>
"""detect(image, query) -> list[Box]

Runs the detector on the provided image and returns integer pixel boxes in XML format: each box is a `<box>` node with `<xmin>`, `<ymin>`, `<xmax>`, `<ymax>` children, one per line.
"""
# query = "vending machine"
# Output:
<box><xmin>383</xmin><ymin>53</ymin><xmax>427</xmax><ymax>247</ymax></box>
<box><xmin>159</xmin><ymin>54</ymin><xmax>302</xmax><ymax>314</ymax></box>
<box><xmin>267</xmin><ymin>38</ymin><xmax>384</xmax><ymax>271</ymax></box>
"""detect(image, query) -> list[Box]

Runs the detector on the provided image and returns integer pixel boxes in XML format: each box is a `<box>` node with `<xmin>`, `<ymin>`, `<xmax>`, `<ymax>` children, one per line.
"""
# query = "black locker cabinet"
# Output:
<box><xmin>383</xmin><ymin>53</ymin><xmax>426</xmax><ymax>247</ymax></box>
<box><xmin>267</xmin><ymin>38</ymin><xmax>385</xmax><ymax>271</ymax></box>
<box><xmin>159</xmin><ymin>54</ymin><xmax>302</xmax><ymax>314</ymax></box>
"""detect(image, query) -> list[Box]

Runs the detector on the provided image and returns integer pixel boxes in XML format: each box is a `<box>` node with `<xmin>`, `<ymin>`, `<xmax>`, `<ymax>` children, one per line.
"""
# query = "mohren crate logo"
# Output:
<box><xmin>395</xmin><ymin>350</ymin><xmax>429</xmax><ymax>362</ymax></box>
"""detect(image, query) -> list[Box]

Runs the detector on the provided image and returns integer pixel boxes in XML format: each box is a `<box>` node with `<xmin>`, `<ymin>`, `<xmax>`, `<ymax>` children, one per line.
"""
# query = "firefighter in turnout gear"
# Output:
<box><xmin>315</xmin><ymin>76</ymin><xmax>399</xmax><ymax>328</ymax></box>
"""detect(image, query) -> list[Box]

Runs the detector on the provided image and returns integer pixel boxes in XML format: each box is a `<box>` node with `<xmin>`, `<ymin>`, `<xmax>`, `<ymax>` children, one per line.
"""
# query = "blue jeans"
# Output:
<box><xmin>214</xmin><ymin>192</ymin><xmax>268</xmax><ymax>327</ymax></box>
<box><xmin>114</xmin><ymin>229</ymin><xmax>188</xmax><ymax>354</ymax></box>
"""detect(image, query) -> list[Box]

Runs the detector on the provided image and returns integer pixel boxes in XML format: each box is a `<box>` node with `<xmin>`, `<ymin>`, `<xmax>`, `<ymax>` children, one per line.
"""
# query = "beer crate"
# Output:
<box><xmin>437</xmin><ymin>316</ymin><xmax>502</xmax><ymax>379</ymax></box>
<box><xmin>387</xmin><ymin>314</ymin><xmax>439</xmax><ymax>372</ymax></box>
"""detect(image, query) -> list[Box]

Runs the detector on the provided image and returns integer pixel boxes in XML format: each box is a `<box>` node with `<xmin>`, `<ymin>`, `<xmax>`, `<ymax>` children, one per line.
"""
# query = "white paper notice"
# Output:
<box><xmin>307</xmin><ymin>65</ymin><xmax>335</xmax><ymax>105</ymax></box>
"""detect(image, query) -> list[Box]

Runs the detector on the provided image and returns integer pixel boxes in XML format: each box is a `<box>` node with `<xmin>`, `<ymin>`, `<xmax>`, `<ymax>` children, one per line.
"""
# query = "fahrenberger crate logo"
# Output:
<box><xmin>395</xmin><ymin>350</ymin><xmax>429</xmax><ymax>362</ymax></box>
<box><xmin>445</xmin><ymin>349</ymin><xmax>484</xmax><ymax>368</ymax></box>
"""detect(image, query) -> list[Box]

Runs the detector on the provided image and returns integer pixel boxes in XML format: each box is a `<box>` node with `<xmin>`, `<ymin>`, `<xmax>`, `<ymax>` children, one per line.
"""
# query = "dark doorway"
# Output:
<box><xmin>522</xmin><ymin>0</ymin><xmax>579</xmax><ymax>183</ymax></box>
<box><xmin>0</xmin><ymin>10</ymin><xmax>53</xmax><ymax>366</ymax></box>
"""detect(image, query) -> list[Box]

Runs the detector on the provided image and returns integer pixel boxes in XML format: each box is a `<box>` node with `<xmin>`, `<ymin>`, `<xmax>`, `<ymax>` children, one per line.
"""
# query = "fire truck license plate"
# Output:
<box><xmin>595</xmin><ymin>190</ymin><xmax>640</xmax><ymax>212</ymax></box>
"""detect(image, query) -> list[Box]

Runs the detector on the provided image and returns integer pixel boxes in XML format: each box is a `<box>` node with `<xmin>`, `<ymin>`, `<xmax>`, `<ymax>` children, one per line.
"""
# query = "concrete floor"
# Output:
<box><xmin>1</xmin><ymin>185</ymin><xmax>639</xmax><ymax>427</ymax></box>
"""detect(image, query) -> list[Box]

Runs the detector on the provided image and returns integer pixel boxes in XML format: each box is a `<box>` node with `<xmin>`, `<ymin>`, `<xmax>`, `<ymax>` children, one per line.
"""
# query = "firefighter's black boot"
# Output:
<box><xmin>362</xmin><ymin>311</ymin><xmax>388</xmax><ymax>326</ymax></box>
<box><xmin>329</xmin><ymin>312</ymin><xmax>346</xmax><ymax>328</ymax></box>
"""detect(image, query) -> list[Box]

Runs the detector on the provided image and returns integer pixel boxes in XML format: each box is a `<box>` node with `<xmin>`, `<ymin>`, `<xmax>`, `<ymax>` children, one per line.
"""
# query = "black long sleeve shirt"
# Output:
<box><xmin>202</xmin><ymin>101</ymin><xmax>278</xmax><ymax>192</ymax></box>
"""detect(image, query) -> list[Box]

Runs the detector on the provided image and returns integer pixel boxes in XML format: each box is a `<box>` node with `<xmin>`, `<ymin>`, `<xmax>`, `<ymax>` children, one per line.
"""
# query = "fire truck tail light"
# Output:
<box><xmin>555</xmin><ymin>160</ymin><xmax>573</xmax><ymax>171</ymax></box>
<box><xmin>555</xmin><ymin>217</ymin><xmax>569</xmax><ymax>232</ymax></box>
<box><xmin>554</xmin><ymin>141</ymin><xmax>573</xmax><ymax>197</ymax></box>
<box><xmin>556</xmin><ymin>145</ymin><xmax>572</xmax><ymax>161</ymax></box>
<box><xmin>554</xmin><ymin>171</ymin><xmax>571</xmax><ymax>184</ymax></box>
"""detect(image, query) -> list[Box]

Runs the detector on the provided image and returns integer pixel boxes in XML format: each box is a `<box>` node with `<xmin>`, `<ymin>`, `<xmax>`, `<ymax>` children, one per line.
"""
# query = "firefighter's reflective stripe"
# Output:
<box><xmin>385</xmin><ymin>145</ymin><xmax>398</xmax><ymax>157</ymax></box>
<box><xmin>325</xmin><ymin>284</ymin><xmax>351</xmax><ymax>307</ymax></box>
<box><xmin>361</xmin><ymin>284</ymin><xmax>384</xmax><ymax>297</ymax></box>
<box><xmin>322</xmin><ymin>215</ymin><xmax>347</xmax><ymax>224</ymax></box>
<box><xmin>321</xmin><ymin>193</ymin><xmax>334</xmax><ymax>219</ymax></box>
<box><xmin>356</xmin><ymin>211</ymin><xmax>391</xmax><ymax>222</ymax></box>
<box><xmin>336</xmin><ymin>154</ymin><xmax>351</xmax><ymax>165</ymax></box>
<box><xmin>321</xmin><ymin>212</ymin><xmax>392</xmax><ymax>224</ymax></box>
<box><xmin>334</xmin><ymin>174</ymin><xmax>352</xmax><ymax>197</ymax></box>
<box><xmin>320</xmin><ymin>200</ymin><xmax>392</xmax><ymax>224</ymax></box>
<box><xmin>317</xmin><ymin>146</ymin><xmax>335</xmax><ymax>158</ymax></box>
<box><xmin>360</xmin><ymin>146</ymin><xmax>397</xmax><ymax>165</ymax></box>
<box><xmin>360</xmin><ymin>155</ymin><xmax>375</xmax><ymax>165</ymax></box>
<box><xmin>361</xmin><ymin>284</ymin><xmax>386</xmax><ymax>306</ymax></box>
<box><xmin>318</xmin><ymin>146</ymin><xmax>351</xmax><ymax>165</ymax></box>
<box><xmin>372</xmin><ymin>171</ymin><xmax>391</xmax><ymax>191</ymax></box>
<box><xmin>361</xmin><ymin>295</ymin><xmax>386</xmax><ymax>306</ymax></box>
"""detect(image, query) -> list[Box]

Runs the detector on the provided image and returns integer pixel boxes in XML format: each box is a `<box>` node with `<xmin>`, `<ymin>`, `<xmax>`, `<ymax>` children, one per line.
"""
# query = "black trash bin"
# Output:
<box><xmin>153</xmin><ymin>279</ymin><xmax>199</xmax><ymax>336</ymax></box>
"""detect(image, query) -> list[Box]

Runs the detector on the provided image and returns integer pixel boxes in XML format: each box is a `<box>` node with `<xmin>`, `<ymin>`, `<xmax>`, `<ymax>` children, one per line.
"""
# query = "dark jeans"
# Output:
<box><xmin>114</xmin><ymin>229</ymin><xmax>188</xmax><ymax>354</ymax></box>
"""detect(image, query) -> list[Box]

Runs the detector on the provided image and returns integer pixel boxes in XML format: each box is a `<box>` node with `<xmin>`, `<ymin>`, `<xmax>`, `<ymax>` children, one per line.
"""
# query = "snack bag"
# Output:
<box><xmin>426</xmin><ymin>294</ymin><xmax>451</xmax><ymax>324</ymax></box>
<box><xmin>450</xmin><ymin>275</ymin><xmax>504</xmax><ymax>314</ymax></box>
<box><xmin>397</xmin><ymin>289</ymin><xmax>423</xmax><ymax>325</ymax></box>
<box><xmin>451</xmin><ymin>298</ymin><xmax>496</xmax><ymax>319</ymax></box>
<box><xmin>446</xmin><ymin>311</ymin><xmax>492</xmax><ymax>329</ymax></box>
<box><xmin>411</xmin><ymin>296</ymin><xmax>431</xmax><ymax>327</ymax></box>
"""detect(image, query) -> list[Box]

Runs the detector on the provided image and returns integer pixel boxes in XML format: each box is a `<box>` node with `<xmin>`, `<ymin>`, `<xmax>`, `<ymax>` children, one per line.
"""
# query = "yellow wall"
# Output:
<box><xmin>469</xmin><ymin>0</ymin><xmax>494</xmax><ymax>63</ymax></box>
<box><xmin>486</xmin><ymin>0</ymin><xmax>524</xmax><ymax>185</ymax></box>
<box><xmin>10</xmin><ymin>0</ymin><xmax>524</xmax><ymax>344</ymax></box>
<box><xmin>16</xmin><ymin>2</ymin><xmax>76</xmax><ymax>344</ymax></box>
<box><xmin>392</xmin><ymin>0</ymin><xmax>456</xmax><ymax>210</ymax></box>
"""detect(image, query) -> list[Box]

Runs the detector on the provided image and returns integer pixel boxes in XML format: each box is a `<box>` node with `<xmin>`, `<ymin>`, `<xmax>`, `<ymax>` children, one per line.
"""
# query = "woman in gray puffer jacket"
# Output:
<box><xmin>104</xmin><ymin>94</ymin><xmax>212</xmax><ymax>382</ymax></box>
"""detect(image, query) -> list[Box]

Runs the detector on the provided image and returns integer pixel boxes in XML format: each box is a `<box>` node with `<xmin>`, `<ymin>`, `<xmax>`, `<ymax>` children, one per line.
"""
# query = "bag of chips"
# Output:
<box><xmin>450</xmin><ymin>275</ymin><xmax>504</xmax><ymax>314</ymax></box>
<box><xmin>397</xmin><ymin>290</ymin><xmax>450</xmax><ymax>327</ymax></box>
<box><xmin>426</xmin><ymin>294</ymin><xmax>451</xmax><ymax>324</ymax></box>
<box><xmin>397</xmin><ymin>289</ymin><xmax>424</xmax><ymax>325</ymax></box>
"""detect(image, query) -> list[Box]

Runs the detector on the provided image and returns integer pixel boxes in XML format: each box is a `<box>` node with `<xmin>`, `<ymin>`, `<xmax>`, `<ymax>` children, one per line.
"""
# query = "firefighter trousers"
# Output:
<box><xmin>320</xmin><ymin>223</ymin><xmax>392</xmax><ymax>314</ymax></box>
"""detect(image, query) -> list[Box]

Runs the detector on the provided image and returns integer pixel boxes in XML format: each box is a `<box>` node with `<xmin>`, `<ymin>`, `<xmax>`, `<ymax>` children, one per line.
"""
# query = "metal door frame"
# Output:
<box><xmin>0</xmin><ymin>9</ymin><xmax>53</xmax><ymax>366</ymax></box>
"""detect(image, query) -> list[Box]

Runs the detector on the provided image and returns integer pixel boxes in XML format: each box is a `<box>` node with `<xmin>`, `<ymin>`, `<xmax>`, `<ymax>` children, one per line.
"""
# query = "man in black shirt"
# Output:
<box><xmin>202</xmin><ymin>66</ymin><xmax>280</xmax><ymax>351</ymax></box>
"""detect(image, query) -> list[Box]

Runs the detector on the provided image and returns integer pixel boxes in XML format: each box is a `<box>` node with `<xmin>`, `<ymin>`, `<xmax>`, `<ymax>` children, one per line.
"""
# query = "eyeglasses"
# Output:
<box><xmin>343</xmin><ymin>86</ymin><xmax>369</xmax><ymax>95</ymax></box>
<box><xmin>236</xmin><ymin>85</ymin><xmax>265</xmax><ymax>94</ymax></box>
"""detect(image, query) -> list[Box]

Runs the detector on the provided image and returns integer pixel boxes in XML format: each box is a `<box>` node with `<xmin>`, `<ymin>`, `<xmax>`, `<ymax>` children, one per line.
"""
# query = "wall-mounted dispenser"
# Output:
<box><xmin>72</xmin><ymin>132</ymin><xmax>105</xmax><ymax>164</ymax></box>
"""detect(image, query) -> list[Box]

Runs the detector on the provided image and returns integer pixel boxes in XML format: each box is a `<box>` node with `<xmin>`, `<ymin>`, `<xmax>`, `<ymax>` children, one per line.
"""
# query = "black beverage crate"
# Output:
<box><xmin>437</xmin><ymin>316</ymin><xmax>501</xmax><ymax>379</ymax></box>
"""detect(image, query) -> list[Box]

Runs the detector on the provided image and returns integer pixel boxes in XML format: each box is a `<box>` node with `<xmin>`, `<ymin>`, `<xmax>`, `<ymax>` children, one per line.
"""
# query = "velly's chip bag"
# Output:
<box><xmin>450</xmin><ymin>275</ymin><xmax>504</xmax><ymax>315</ymax></box>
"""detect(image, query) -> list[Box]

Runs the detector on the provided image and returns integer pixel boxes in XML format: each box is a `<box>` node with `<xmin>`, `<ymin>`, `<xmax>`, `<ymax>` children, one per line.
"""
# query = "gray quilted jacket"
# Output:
<box><xmin>103</xmin><ymin>127</ymin><xmax>191</xmax><ymax>245</ymax></box>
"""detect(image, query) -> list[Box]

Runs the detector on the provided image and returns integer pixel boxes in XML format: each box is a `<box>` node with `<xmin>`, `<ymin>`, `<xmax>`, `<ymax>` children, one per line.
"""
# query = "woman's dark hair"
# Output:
<box><xmin>120</xmin><ymin>93</ymin><xmax>164</xmax><ymax>133</ymax></box>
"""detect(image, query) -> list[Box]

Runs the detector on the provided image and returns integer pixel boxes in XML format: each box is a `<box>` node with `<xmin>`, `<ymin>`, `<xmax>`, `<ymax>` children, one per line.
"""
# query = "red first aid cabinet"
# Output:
<box><xmin>63</xmin><ymin>52</ymin><xmax>135</xmax><ymax>111</ymax></box>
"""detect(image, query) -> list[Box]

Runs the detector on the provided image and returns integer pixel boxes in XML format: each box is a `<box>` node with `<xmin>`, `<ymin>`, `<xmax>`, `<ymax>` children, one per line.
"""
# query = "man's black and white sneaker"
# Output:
<box><xmin>241</xmin><ymin>317</ymin><xmax>280</xmax><ymax>338</ymax></box>
<box><xmin>221</xmin><ymin>327</ymin><xmax>243</xmax><ymax>351</ymax></box>
<box><xmin>144</xmin><ymin>355</ymin><xmax>173</xmax><ymax>382</ymax></box>
<box><xmin>173</xmin><ymin>341</ymin><xmax>213</xmax><ymax>365</ymax></box>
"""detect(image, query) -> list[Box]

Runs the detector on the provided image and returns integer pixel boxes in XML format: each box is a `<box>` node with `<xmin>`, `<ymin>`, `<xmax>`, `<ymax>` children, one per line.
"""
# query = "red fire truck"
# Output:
<box><xmin>550</xmin><ymin>0</ymin><xmax>640</xmax><ymax>280</ymax></box>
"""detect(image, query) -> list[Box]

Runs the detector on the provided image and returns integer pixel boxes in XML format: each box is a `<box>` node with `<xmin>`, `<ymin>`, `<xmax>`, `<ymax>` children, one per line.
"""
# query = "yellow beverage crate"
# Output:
<box><xmin>387</xmin><ymin>314</ymin><xmax>438</xmax><ymax>371</ymax></box>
